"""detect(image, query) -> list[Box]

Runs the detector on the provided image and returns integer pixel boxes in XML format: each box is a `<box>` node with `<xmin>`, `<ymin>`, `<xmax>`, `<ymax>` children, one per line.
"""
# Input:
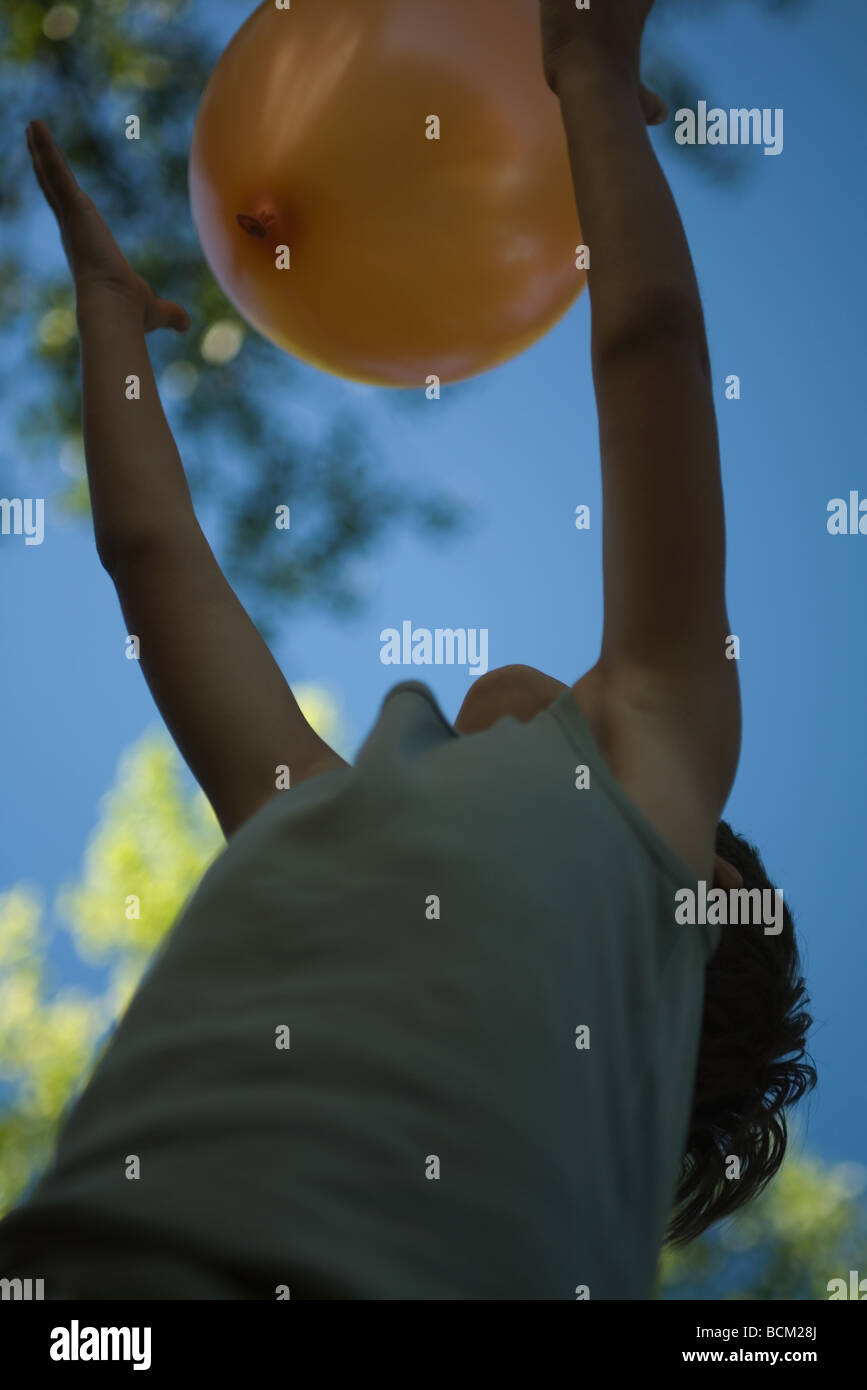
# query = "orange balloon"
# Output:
<box><xmin>189</xmin><ymin>0</ymin><xmax>584</xmax><ymax>387</ymax></box>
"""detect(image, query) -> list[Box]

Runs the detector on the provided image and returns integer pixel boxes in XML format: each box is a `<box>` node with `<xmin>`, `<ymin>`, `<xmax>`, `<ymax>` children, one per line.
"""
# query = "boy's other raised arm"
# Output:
<box><xmin>541</xmin><ymin>3</ymin><xmax>741</xmax><ymax>807</ymax></box>
<box><xmin>27</xmin><ymin>120</ymin><xmax>347</xmax><ymax>838</ymax></box>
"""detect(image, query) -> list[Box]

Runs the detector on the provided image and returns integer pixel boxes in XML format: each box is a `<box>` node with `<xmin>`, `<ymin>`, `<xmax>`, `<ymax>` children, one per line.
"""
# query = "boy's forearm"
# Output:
<box><xmin>557</xmin><ymin>62</ymin><xmax>708</xmax><ymax>367</ymax></box>
<box><xmin>76</xmin><ymin>290</ymin><xmax>197</xmax><ymax>571</ymax></box>
<box><xmin>74</xmin><ymin>289</ymin><xmax>345</xmax><ymax>833</ymax></box>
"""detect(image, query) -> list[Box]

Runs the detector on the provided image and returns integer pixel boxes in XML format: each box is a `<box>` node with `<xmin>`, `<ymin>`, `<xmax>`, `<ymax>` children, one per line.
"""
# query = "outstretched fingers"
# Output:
<box><xmin>26</xmin><ymin>120</ymin><xmax>90</xmax><ymax>223</ymax></box>
<box><xmin>26</xmin><ymin>123</ymin><xmax>60</xmax><ymax>219</ymax></box>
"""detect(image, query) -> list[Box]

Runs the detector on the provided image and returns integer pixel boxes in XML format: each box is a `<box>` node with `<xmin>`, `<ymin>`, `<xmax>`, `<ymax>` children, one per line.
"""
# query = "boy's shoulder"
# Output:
<box><xmin>570</xmin><ymin>664</ymin><xmax>719</xmax><ymax>884</ymax></box>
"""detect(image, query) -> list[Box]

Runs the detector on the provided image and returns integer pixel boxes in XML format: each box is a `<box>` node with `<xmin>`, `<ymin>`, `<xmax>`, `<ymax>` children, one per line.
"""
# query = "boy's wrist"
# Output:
<box><xmin>553</xmin><ymin>52</ymin><xmax>641</xmax><ymax>108</ymax></box>
<box><xmin>76</xmin><ymin>283</ymin><xmax>147</xmax><ymax>330</ymax></box>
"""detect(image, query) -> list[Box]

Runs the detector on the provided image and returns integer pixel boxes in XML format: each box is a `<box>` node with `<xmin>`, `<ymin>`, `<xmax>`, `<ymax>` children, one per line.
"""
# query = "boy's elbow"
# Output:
<box><xmin>97</xmin><ymin>530</ymin><xmax>158</xmax><ymax>579</ymax></box>
<box><xmin>592</xmin><ymin>291</ymin><xmax>711</xmax><ymax>379</ymax></box>
<box><xmin>95</xmin><ymin>530</ymin><xmax>130</xmax><ymax>578</ymax></box>
<box><xmin>97</xmin><ymin>520</ymin><xmax>203</xmax><ymax>579</ymax></box>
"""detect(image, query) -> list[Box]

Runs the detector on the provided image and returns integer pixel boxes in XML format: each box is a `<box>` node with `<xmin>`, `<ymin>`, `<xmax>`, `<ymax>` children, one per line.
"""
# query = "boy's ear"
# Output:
<box><xmin>713</xmin><ymin>855</ymin><xmax>744</xmax><ymax>890</ymax></box>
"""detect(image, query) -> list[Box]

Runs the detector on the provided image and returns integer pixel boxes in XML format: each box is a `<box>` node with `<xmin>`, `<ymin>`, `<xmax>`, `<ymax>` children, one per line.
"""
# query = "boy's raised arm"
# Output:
<box><xmin>541</xmin><ymin>2</ymin><xmax>741</xmax><ymax>805</ymax></box>
<box><xmin>27</xmin><ymin>120</ymin><xmax>347</xmax><ymax>838</ymax></box>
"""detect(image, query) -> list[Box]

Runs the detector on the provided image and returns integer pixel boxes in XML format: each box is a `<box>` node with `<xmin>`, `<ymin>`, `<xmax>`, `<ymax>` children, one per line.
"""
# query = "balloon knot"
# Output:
<box><xmin>236</xmin><ymin>210</ymin><xmax>278</xmax><ymax>240</ymax></box>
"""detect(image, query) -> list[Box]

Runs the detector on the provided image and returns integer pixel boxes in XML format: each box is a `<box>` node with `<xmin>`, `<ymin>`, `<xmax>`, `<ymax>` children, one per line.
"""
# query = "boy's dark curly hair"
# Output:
<box><xmin>667</xmin><ymin>820</ymin><xmax>816</xmax><ymax>1245</ymax></box>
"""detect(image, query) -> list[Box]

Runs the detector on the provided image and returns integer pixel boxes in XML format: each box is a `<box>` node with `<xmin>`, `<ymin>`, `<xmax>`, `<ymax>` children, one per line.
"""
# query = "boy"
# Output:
<box><xmin>0</xmin><ymin>0</ymin><xmax>813</xmax><ymax>1298</ymax></box>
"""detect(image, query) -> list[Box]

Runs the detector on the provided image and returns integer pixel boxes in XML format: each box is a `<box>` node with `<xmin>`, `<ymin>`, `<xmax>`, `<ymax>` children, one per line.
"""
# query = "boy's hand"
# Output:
<box><xmin>539</xmin><ymin>1</ymin><xmax>665</xmax><ymax>124</ymax></box>
<box><xmin>26</xmin><ymin>119</ymin><xmax>190</xmax><ymax>334</ymax></box>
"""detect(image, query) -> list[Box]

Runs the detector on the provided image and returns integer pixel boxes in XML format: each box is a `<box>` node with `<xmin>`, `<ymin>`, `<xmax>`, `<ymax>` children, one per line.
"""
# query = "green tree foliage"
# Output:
<box><xmin>2</xmin><ymin>692</ymin><xmax>863</xmax><ymax>1299</ymax></box>
<box><xmin>0</xmin><ymin>886</ymin><xmax>106</xmax><ymax>1215</ymax></box>
<box><xmin>659</xmin><ymin>1157</ymin><xmax>867</xmax><ymax>1299</ymax></box>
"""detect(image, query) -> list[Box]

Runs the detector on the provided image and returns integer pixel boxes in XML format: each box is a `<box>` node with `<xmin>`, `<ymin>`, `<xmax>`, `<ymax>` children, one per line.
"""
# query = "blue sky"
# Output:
<box><xmin>1</xmin><ymin>0</ymin><xmax>865</xmax><ymax>1183</ymax></box>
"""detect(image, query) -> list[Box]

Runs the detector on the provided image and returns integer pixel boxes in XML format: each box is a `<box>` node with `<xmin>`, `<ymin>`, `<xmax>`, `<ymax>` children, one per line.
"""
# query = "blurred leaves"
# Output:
<box><xmin>0</xmin><ymin>886</ymin><xmax>108</xmax><ymax>1214</ymax></box>
<box><xmin>57</xmin><ymin>734</ymin><xmax>222</xmax><ymax>992</ymax></box>
<box><xmin>660</xmin><ymin>1154</ymin><xmax>867</xmax><ymax>1299</ymax></box>
<box><xmin>647</xmin><ymin>0</ymin><xmax>809</xmax><ymax>185</ymax></box>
